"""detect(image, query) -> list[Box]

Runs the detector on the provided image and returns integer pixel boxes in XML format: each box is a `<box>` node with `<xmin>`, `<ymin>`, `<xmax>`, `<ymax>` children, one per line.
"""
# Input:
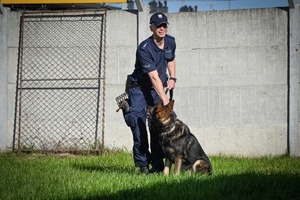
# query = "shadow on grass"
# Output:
<box><xmin>71</xmin><ymin>161</ymin><xmax>135</xmax><ymax>174</ymax></box>
<box><xmin>75</xmin><ymin>172</ymin><xmax>300</xmax><ymax>200</ymax></box>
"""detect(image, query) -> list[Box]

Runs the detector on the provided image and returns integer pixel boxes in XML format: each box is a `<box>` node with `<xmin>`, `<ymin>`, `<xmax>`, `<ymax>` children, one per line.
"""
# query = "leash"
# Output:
<box><xmin>165</xmin><ymin>88</ymin><xmax>173</xmax><ymax>101</ymax></box>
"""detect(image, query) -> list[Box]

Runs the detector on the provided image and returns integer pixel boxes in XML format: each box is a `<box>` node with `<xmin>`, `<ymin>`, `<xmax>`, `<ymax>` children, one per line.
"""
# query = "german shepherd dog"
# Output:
<box><xmin>146</xmin><ymin>100</ymin><xmax>212</xmax><ymax>175</ymax></box>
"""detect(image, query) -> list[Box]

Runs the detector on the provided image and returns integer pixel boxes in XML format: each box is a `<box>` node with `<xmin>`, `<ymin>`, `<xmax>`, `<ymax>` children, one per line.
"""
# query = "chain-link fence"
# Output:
<box><xmin>13</xmin><ymin>10</ymin><xmax>106</xmax><ymax>153</ymax></box>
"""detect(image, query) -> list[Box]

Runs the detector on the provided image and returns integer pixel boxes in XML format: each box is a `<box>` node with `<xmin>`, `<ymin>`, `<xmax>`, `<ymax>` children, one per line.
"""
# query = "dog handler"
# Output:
<box><xmin>120</xmin><ymin>13</ymin><xmax>177</xmax><ymax>174</ymax></box>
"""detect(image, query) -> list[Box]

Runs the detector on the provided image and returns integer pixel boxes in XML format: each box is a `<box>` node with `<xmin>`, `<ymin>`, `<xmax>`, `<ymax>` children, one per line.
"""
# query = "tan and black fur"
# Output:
<box><xmin>146</xmin><ymin>100</ymin><xmax>212</xmax><ymax>175</ymax></box>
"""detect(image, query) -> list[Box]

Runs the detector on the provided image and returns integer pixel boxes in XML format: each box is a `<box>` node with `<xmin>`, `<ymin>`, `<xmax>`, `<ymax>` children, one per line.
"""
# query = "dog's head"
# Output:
<box><xmin>146</xmin><ymin>100</ymin><xmax>176</xmax><ymax>130</ymax></box>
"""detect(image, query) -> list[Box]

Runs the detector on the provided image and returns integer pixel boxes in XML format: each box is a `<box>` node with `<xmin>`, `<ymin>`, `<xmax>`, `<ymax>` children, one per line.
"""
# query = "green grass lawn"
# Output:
<box><xmin>0</xmin><ymin>150</ymin><xmax>300</xmax><ymax>200</ymax></box>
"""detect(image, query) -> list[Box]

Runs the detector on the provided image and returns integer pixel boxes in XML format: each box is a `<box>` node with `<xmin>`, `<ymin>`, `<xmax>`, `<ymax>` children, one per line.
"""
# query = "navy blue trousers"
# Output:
<box><xmin>123</xmin><ymin>87</ymin><xmax>164</xmax><ymax>170</ymax></box>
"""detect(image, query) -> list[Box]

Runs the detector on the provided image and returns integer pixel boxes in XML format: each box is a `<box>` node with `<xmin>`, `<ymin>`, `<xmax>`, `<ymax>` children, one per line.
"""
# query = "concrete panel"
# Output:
<box><xmin>7</xmin><ymin>11</ymin><xmax>21</xmax><ymax>48</ymax></box>
<box><xmin>106</xmin><ymin>10</ymin><xmax>137</xmax><ymax>47</ymax></box>
<box><xmin>7</xmin><ymin>83</ymin><xmax>16</xmax><ymax>149</ymax></box>
<box><xmin>104</xmin><ymin>10</ymin><xmax>138</xmax><ymax>151</ymax></box>
<box><xmin>190</xmin><ymin>124</ymin><xmax>287</xmax><ymax>157</ymax></box>
<box><xmin>289</xmin><ymin>4</ymin><xmax>300</xmax><ymax>156</ymax></box>
<box><xmin>105</xmin><ymin>46</ymin><xmax>135</xmax><ymax>85</ymax></box>
<box><xmin>7</xmin><ymin>48</ymin><xmax>18</xmax><ymax>84</ymax></box>
<box><xmin>7</xmin><ymin>49</ymin><xmax>18</xmax><ymax>147</ymax></box>
<box><xmin>104</xmin><ymin>84</ymin><xmax>132</xmax><ymax>150</ymax></box>
<box><xmin>177</xmin><ymin>47</ymin><xmax>287</xmax><ymax>88</ymax></box>
<box><xmin>0</xmin><ymin>7</ymin><xmax>8</xmax><ymax>151</ymax></box>
<box><xmin>240</xmin><ymin>86</ymin><xmax>256</xmax><ymax>124</ymax></box>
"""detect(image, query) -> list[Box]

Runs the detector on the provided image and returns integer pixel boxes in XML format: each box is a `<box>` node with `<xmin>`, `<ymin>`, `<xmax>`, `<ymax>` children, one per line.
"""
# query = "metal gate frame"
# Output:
<box><xmin>13</xmin><ymin>10</ymin><xmax>107</xmax><ymax>154</ymax></box>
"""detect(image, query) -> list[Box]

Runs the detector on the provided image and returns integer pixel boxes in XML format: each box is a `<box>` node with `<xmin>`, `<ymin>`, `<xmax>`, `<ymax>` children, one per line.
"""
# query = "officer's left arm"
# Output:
<box><xmin>166</xmin><ymin>34</ymin><xmax>176</xmax><ymax>90</ymax></box>
<box><xmin>167</xmin><ymin>59</ymin><xmax>176</xmax><ymax>90</ymax></box>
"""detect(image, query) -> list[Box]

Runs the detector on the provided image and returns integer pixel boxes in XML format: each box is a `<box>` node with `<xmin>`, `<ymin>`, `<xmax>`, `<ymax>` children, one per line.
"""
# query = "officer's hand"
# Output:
<box><xmin>167</xmin><ymin>79</ymin><xmax>176</xmax><ymax>90</ymax></box>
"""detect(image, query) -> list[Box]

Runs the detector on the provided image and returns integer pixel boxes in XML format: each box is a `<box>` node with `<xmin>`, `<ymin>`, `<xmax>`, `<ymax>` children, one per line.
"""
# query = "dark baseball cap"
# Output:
<box><xmin>149</xmin><ymin>12</ymin><xmax>169</xmax><ymax>27</ymax></box>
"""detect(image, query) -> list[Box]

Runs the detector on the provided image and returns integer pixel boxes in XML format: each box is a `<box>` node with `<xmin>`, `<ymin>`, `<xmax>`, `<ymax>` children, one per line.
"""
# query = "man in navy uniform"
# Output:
<box><xmin>121</xmin><ymin>12</ymin><xmax>177</xmax><ymax>174</ymax></box>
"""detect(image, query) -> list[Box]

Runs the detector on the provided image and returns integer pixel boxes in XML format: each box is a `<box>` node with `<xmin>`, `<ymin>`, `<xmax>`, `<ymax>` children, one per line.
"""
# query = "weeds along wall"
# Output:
<box><xmin>3</xmin><ymin>7</ymin><xmax>289</xmax><ymax>156</ymax></box>
<box><xmin>105</xmin><ymin>8</ymin><xmax>289</xmax><ymax>157</ymax></box>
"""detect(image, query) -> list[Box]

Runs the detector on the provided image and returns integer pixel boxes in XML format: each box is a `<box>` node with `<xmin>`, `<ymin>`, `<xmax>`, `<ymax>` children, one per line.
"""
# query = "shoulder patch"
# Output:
<box><xmin>142</xmin><ymin>41</ymin><xmax>148</xmax><ymax>49</ymax></box>
<box><xmin>142</xmin><ymin>64</ymin><xmax>151</xmax><ymax>69</ymax></box>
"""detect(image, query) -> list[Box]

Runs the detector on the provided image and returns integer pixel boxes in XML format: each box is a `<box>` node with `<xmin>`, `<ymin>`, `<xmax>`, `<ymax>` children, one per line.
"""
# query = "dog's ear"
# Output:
<box><xmin>157</xmin><ymin>101</ymin><xmax>163</xmax><ymax>110</ymax></box>
<box><xmin>157</xmin><ymin>102</ymin><xmax>164</xmax><ymax>114</ymax></box>
<box><xmin>167</xmin><ymin>100</ymin><xmax>175</xmax><ymax>110</ymax></box>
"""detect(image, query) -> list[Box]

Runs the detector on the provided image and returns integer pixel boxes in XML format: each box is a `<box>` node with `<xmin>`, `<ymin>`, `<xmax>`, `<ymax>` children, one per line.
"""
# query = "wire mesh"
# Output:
<box><xmin>14</xmin><ymin>10</ymin><xmax>106</xmax><ymax>153</ymax></box>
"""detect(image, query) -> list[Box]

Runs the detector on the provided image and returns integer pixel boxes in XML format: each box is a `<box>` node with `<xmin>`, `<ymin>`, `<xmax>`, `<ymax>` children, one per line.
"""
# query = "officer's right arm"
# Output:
<box><xmin>148</xmin><ymin>70</ymin><xmax>169</xmax><ymax>106</ymax></box>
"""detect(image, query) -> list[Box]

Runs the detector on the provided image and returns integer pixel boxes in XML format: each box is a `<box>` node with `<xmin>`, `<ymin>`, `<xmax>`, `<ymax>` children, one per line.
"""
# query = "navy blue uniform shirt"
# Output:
<box><xmin>131</xmin><ymin>34</ymin><xmax>176</xmax><ymax>88</ymax></box>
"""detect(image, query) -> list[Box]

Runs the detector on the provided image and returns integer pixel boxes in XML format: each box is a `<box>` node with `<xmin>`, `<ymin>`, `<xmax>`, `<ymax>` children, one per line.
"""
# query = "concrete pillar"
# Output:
<box><xmin>137</xmin><ymin>3</ymin><xmax>149</xmax><ymax>45</ymax></box>
<box><xmin>289</xmin><ymin>3</ymin><xmax>300</xmax><ymax>156</ymax></box>
<box><xmin>133</xmin><ymin>0</ymin><xmax>150</xmax><ymax>45</ymax></box>
<box><xmin>288</xmin><ymin>0</ymin><xmax>295</xmax><ymax>9</ymax></box>
<box><xmin>0</xmin><ymin>5</ymin><xmax>8</xmax><ymax>152</ymax></box>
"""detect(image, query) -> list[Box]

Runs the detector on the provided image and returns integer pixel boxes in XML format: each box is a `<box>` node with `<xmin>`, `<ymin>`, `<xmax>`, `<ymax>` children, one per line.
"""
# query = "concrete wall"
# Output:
<box><xmin>0</xmin><ymin>5</ymin><xmax>8</xmax><ymax>151</ymax></box>
<box><xmin>167</xmin><ymin>9</ymin><xmax>289</xmax><ymax>156</ymax></box>
<box><xmin>105</xmin><ymin>10</ymin><xmax>138</xmax><ymax>151</ymax></box>
<box><xmin>0</xmin><ymin>9</ymin><xmax>20</xmax><ymax>152</ymax></box>
<box><xmin>1</xmin><ymin>7</ymin><xmax>20</xmax><ymax>152</ymax></box>
<box><xmin>290</xmin><ymin>4</ymin><xmax>300</xmax><ymax>157</ymax></box>
<box><xmin>1</xmin><ymin>6</ymin><xmax>298</xmax><ymax>156</ymax></box>
<box><xmin>106</xmin><ymin>8</ymin><xmax>289</xmax><ymax>157</ymax></box>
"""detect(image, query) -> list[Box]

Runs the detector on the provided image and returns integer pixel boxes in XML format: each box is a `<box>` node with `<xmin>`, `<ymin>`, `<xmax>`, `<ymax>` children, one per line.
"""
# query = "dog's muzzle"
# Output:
<box><xmin>146</xmin><ymin>112</ymin><xmax>153</xmax><ymax>121</ymax></box>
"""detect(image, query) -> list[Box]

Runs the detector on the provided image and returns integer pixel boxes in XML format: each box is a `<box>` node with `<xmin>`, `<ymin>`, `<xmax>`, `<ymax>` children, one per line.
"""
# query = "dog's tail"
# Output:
<box><xmin>192</xmin><ymin>159</ymin><xmax>213</xmax><ymax>175</ymax></box>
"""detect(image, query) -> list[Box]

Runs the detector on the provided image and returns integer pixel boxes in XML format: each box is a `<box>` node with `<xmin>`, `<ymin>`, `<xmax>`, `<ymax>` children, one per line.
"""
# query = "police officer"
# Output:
<box><xmin>122</xmin><ymin>12</ymin><xmax>176</xmax><ymax>174</ymax></box>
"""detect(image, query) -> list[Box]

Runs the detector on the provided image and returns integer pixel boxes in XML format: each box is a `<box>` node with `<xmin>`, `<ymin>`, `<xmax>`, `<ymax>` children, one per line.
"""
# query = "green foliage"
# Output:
<box><xmin>0</xmin><ymin>151</ymin><xmax>299</xmax><ymax>200</ymax></box>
